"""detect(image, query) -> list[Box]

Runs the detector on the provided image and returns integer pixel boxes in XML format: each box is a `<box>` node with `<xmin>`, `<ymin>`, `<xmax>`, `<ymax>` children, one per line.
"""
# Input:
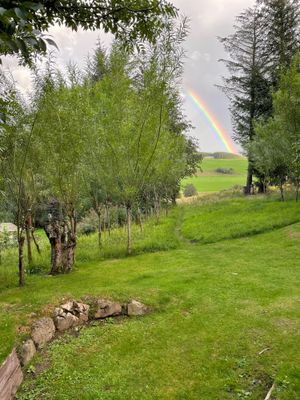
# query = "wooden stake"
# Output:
<box><xmin>264</xmin><ymin>383</ymin><xmax>275</xmax><ymax>400</ymax></box>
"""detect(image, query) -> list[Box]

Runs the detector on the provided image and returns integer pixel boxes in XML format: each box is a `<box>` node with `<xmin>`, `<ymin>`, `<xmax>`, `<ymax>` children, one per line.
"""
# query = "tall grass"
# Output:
<box><xmin>0</xmin><ymin>210</ymin><xmax>180</xmax><ymax>290</ymax></box>
<box><xmin>180</xmin><ymin>195</ymin><xmax>300</xmax><ymax>243</ymax></box>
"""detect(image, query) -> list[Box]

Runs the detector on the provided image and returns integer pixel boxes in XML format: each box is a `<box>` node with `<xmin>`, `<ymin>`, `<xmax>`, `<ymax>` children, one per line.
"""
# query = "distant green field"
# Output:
<box><xmin>182</xmin><ymin>157</ymin><xmax>248</xmax><ymax>193</ymax></box>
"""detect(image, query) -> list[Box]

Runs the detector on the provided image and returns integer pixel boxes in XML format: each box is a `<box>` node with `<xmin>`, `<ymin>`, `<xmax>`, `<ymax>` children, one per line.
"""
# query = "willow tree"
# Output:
<box><xmin>0</xmin><ymin>72</ymin><xmax>39</xmax><ymax>285</ymax></box>
<box><xmin>87</xmin><ymin>19</ymin><xmax>189</xmax><ymax>255</ymax></box>
<box><xmin>33</xmin><ymin>68</ymin><xmax>91</xmax><ymax>274</ymax></box>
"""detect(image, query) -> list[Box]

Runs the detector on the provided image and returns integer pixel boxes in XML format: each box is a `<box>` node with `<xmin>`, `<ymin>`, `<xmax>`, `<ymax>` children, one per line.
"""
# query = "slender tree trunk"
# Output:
<box><xmin>296</xmin><ymin>183</ymin><xmax>299</xmax><ymax>202</ymax></box>
<box><xmin>245</xmin><ymin>160</ymin><xmax>253</xmax><ymax>195</ymax></box>
<box><xmin>96</xmin><ymin>209</ymin><xmax>102</xmax><ymax>248</ymax></box>
<box><xmin>137</xmin><ymin>207</ymin><xmax>143</xmax><ymax>235</ymax></box>
<box><xmin>106</xmin><ymin>205</ymin><xmax>111</xmax><ymax>236</ymax></box>
<box><xmin>18</xmin><ymin>234</ymin><xmax>25</xmax><ymax>287</ymax></box>
<box><xmin>145</xmin><ymin>207</ymin><xmax>149</xmax><ymax>222</ymax></box>
<box><xmin>31</xmin><ymin>229</ymin><xmax>41</xmax><ymax>254</ymax></box>
<box><xmin>25</xmin><ymin>211</ymin><xmax>33</xmax><ymax>265</ymax></box>
<box><xmin>171</xmin><ymin>193</ymin><xmax>177</xmax><ymax>205</ymax></box>
<box><xmin>165</xmin><ymin>203</ymin><xmax>169</xmax><ymax>217</ymax></box>
<box><xmin>126</xmin><ymin>204</ymin><xmax>132</xmax><ymax>256</ymax></box>
<box><xmin>279</xmin><ymin>181</ymin><xmax>285</xmax><ymax>202</ymax></box>
<box><xmin>154</xmin><ymin>197</ymin><xmax>160</xmax><ymax>223</ymax></box>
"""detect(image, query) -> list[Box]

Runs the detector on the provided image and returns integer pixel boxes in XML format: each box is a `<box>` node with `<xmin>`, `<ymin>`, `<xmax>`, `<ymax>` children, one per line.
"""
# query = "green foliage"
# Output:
<box><xmin>183</xmin><ymin>183</ymin><xmax>197</xmax><ymax>197</ymax></box>
<box><xmin>0</xmin><ymin>0</ymin><xmax>177</xmax><ymax>65</ymax></box>
<box><xmin>251</xmin><ymin>54</ymin><xmax>300</xmax><ymax>195</ymax></box>
<box><xmin>0</xmin><ymin>18</ymin><xmax>194</xmax><ymax>280</ymax></box>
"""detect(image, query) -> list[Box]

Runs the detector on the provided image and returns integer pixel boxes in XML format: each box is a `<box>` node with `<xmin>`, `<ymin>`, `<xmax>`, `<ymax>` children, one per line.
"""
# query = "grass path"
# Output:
<box><xmin>0</xmin><ymin>195</ymin><xmax>299</xmax><ymax>399</ymax></box>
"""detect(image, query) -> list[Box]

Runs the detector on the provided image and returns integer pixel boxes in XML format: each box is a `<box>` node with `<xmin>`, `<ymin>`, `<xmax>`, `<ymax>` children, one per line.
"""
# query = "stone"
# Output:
<box><xmin>55</xmin><ymin>313</ymin><xmax>78</xmax><ymax>331</ymax></box>
<box><xmin>61</xmin><ymin>301</ymin><xmax>74</xmax><ymax>312</ymax></box>
<box><xmin>127</xmin><ymin>300</ymin><xmax>148</xmax><ymax>316</ymax></box>
<box><xmin>94</xmin><ymin>299</ymin><xmax>122</xmax><ymax>319</ymax></box>
<box><xmin>31</xmin><ymin>317</ymin><xmax>55</xmax><ymax>348</ymax></box>
<box><xmin>0</xmin><ymin>348</ymin><xmax>23</xmax><ymax>400</ymax></box>
<box><xmin>19</xmin><ymin>339</ymin><xmax>36</xmax><ymax>366</ymax></box>
<box><xmin>53</xmin><ymin>301</ymin><xmax>90</xmax><ymax>331</ymax></box>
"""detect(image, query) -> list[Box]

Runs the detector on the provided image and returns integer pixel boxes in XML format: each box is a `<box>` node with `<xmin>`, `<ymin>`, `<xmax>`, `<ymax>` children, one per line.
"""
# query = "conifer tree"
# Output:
<box><xmin>219</xmin><ymin>7</ymin><xmax>271</xmax><ymax>193</ymax></box>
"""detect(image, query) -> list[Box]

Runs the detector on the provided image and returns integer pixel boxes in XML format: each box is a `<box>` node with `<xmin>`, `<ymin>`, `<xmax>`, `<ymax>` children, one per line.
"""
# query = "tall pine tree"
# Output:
<box><xmin>219</xmin><ymin>7</ymin><xmax>271</xmax><ymax>193</ymax></box>
<box><xmin>259</xmin><ymin>0</ymin><xmax>300</xmax><ymax>90</ymax></box>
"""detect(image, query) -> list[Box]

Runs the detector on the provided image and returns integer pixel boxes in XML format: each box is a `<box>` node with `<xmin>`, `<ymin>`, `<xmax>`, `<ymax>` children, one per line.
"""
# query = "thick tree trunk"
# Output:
<box><xmin>126</xmin><ymin>204</ymin><xmax>132</xmax><ymax>256</ymax></box>
<box><xmin>18</xmin><ymin>235</ymin><xmax>25</xmax><ymax>287</ymax></box>
<box><xmin>45</xmin><ymin>221</ymin><xmax>62</xmax><ymax>275</ymax></box>
<box><xmin>61</xmin><ymin>236</ymin><xmax>76</xmax><ymax>273</ymax></box>
<box><xmin>49</xmin><ymin>236</ymin><xmax>62</xmax><ymax>275</ymax></box>
<box><xmin>61</xmin><ymin>212</ymin><xmax>77</xmax><ymax>273</ymax></box>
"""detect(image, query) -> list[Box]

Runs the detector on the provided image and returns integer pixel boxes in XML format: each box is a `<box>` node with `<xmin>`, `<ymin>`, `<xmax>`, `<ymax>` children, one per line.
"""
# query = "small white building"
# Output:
<box><xmin>0</xmin><ymin>223</ymin><xmax>18</xmax><ymax>235</ymax></box>
<box><xmin>0</xmin><ymin>223</ymin><xmax>18</xmax><ymax>246</ymax></box>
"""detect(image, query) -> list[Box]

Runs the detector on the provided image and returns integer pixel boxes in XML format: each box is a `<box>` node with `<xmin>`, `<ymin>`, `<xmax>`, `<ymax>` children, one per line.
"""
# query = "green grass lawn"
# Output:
<box><xmin>182</xmin><ymin>157</ymin><xmax>248</xmax><ymax>193</ymax></box>
<box><xmin>1</xmin><ymin>194</ymin><xmax>300</xmax><ymax>399</ymax></box>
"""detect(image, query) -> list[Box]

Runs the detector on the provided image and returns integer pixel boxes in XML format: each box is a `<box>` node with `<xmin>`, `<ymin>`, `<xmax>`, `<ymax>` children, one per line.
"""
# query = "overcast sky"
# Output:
<box><xmin>3</xmin><ymin>0</ymin><xmax>255</xmax><ymax>153</ymax></box>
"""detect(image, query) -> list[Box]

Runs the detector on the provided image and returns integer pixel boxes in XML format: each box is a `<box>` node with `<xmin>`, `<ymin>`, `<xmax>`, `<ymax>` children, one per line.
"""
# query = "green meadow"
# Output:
<box><xmin>0</xmin><ymin>192</ymin><xmax>300</xmax><ymax>399</ymax></box>
<box><xmin>182</xmin><ymin>156</ymin><xmax>248</xmax><ymax>193</ymax></box>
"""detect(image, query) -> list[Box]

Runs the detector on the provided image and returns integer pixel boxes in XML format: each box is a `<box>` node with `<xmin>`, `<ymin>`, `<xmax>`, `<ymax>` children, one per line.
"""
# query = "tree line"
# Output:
<box><xmin>0</xmin><ymin>19</ymin><xmax>201</xmax><ymax>287</ymax></box>
<box><xmin>220</xmin><ymin>0</ymin><xmax>300</xmax><ymax>195</ymax></box>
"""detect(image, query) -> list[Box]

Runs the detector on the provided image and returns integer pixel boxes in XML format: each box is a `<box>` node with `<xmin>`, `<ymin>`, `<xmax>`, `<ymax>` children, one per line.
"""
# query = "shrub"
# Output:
<box><xmin>77</xmin><ymin>210</ymin><xmax>98</xmax><ymax>236</ymax></box>
<box><xmin>183</xmin><ymin>184</ymin><xmax>197</xmax><ymax>197</ymax></box>
<box><xmin>215</xmin><ymin>167</ymin><xmax>234</xmax><ymax>175</ymax></box>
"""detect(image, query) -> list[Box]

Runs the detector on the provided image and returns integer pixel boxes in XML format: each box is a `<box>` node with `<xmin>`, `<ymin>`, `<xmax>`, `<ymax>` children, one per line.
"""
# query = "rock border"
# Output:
<box><xmin>0</xmin><ymin>298</ymin><xmax>148</xmax><ymax>399</ymax></box>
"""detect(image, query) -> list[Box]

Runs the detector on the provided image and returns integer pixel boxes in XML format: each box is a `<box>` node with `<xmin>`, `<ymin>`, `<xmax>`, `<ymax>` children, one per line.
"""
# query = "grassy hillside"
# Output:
<box><xmin>182</xmin><ymin>157</ymin><xmax>248</xmax><ymax>193</ymax></box>
<box><xmin>0</xmin><ymin>194</ymin><xmax>300</xmax><ymax>399</ymax></box>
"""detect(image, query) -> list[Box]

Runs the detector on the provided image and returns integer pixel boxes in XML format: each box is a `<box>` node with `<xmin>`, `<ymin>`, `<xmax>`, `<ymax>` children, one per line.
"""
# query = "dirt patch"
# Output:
<box><xmin>273</xmin><ymin>317</ymin><xmax>299</xmax><ymax>334</ymax></box>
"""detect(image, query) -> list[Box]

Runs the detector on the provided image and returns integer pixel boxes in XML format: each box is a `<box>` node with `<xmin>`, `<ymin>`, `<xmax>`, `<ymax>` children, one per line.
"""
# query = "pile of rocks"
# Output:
<box><xmin>18</xmin><ymin>299</ymin><xmax>148</xmax><ymax>367</ymax></box>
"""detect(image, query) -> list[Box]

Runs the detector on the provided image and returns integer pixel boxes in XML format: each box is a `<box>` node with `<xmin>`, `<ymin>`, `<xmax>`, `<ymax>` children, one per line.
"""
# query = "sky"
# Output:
<box><xmin>3</xmin><ymin>0</ymin><xmax>255</xmax><ymax>154</ymax></box>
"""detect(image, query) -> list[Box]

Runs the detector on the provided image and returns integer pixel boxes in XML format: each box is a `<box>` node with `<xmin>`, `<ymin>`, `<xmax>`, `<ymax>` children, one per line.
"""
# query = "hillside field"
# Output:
<box><xmin>182</xmin><ymin>157</ymin><xmax>248</xmax><ymax>193</ymax></box>
<box><xmin>0</xmin><ymin>193</ymin><xmax>300</xmax><ymax>399</ymax></box>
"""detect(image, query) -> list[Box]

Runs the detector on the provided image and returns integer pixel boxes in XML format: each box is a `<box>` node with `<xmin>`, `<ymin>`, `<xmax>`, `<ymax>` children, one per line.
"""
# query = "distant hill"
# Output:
<box><xmin>200</xmin><ymin>152</ymin><xmax>245</xmax><ymax>160</ymax></box>
<box><xmin>182</xmin><ymin>157</ymin><xmax>247</xmax><ymax>193</ymax></box>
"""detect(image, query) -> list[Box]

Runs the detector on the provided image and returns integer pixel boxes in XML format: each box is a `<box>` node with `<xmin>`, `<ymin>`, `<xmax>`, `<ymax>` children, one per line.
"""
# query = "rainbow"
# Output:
<box><xmin>187</xmin><ymin>89</ymin><xmax>238</xmax><ymax>154</ymax></box>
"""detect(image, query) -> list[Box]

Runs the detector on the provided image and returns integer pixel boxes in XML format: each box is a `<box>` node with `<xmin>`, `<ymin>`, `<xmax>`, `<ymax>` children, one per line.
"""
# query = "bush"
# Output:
<box><xmin>215</xmin><ymin>167</ymin><xmax>234</xmax><ymax>175</ymax></box>
<box><xmin>77</xmin><ymin>209</ymin><xmax>98</xmax><ymax>235</ymax></box>
<box><xmin>183</xmin><ymin>184</ymin><xmax>197</xmax><ymax>197</ymax></box>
